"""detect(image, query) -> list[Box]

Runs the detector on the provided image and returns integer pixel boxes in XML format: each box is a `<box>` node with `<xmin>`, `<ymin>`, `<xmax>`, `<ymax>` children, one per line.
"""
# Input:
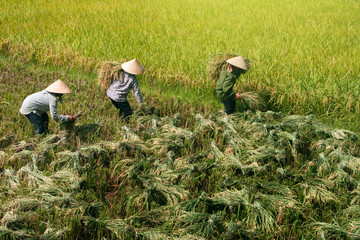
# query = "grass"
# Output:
<box><xmin>1</xmin><ymin>0</ymin><xmax>360</xmax><ymax>239</ymax></box>
<box><xmin>2</xmin><ymin>66</ymin><xmax>360</xmax><ymax>238</ymax></box>
<box><xmin>1</xmin><ymin>0</ymin><xmax>360</xmax><ymax>130</ymax></box>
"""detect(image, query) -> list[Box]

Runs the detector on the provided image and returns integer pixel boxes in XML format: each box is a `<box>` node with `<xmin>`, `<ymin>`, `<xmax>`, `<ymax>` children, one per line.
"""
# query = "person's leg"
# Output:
<box><xmin>41</xmin><ymin>112</ymin><xmax>49</xmax><ymax>134</ymax></box>
<box><xmin>25</xmin><ymin>112</ymin><xmax>46</xmax><ymax>135</ymax></box>
<box><xmin>110</xmin><ymin>99</ymin><xmax>132</xmax><ymax>121</ymax></box>
<box><xmin>110</xmin><ymin>99</ymin><xmax>123</xmax><ymax>117</ymax></box>
<box><xmin>221</xmin><ymin>98</ymin><xmax>236</xmax><ymax>115</ymax></box>
<box><xmin>118</xmin><ymin>101</ymin><xmax>133</xmax><ymax>122</ymax></box>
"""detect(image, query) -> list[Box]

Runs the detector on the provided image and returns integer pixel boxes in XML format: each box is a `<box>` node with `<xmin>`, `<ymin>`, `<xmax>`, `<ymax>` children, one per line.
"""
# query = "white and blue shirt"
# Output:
<box><xmin>19</xmin><ymin>90</ymin><xmax>69</xmax><ymax>122</ymax></box>
<box><xmin>106</xmin><ymin>71</ymin><xmax>143</xmax><ymax>104</ymax></box>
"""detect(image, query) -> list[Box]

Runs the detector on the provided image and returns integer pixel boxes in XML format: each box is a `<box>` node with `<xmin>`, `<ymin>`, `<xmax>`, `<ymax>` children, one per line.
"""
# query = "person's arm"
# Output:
<box><xmin>49</xmin><ymin>96</ymin><xmax>70</xmax><ymax>122</ymax></box>
<box><xmin>132</xmin><ymin>78</ymin><xmax>143</xmax><ymax>105</ymax></box>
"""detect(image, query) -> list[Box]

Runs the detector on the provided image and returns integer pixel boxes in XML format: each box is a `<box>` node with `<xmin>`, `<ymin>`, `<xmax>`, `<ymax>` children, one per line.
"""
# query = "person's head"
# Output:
<box><xmin>121</xmin><ymin>59</ymin><xmax>145</xmax><ymax>75</ymax></box>
<box><xmin>45</xmin><ymin>80</ymin><xmax>72</xmax><ymax>95</ymax></box>
<box><xmin>226</xmin><ymin>56</ymin><xmax>249</xmax><ymax>75</ymax></box>
<box><xmin>229</xmin><ymin>64</ymin><xmax>247</xmax><ymax>75</ymax></box>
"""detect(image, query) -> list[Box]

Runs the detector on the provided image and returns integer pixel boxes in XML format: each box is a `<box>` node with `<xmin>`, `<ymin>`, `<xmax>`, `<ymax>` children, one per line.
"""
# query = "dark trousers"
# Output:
<box><xmin>221</xmin><ymin>98</ymin><xmax>236</xmax><ymax>115</ymax></box>
<box><xmin>110</xmin><ymin>99</ymin><xmax>133</xmax><ymax>121</ymax></box>
<box><xmin>25</xmin><ymin>112</ymin><xmax>49</xmax><ymax>135</ymax></box>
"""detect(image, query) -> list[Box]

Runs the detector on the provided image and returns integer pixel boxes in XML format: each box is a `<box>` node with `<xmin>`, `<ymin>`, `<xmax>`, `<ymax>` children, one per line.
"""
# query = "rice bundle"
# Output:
<box><xmin>239</xmin><ymin>91</ymin><xmax>266</xmax><ymax>111</ymax></box>
<box><xmin>207</xmin><ymin>53</ymin><xmax>237</xmax><ymax>82</ymax></box>
<box><xmin>98</xmin><ymin>61</ymin><xmax>125</xmax><ymax>89</ymax></box>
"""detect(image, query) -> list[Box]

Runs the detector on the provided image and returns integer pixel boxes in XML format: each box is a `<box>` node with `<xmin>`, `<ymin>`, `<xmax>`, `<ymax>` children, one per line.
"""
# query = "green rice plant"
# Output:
<box><xmin>329</xmin><ymin>151</ymin><xmax>360</xmax><ymax>176</ymax></box>
<box><xmin>79</xmin><ymin>145</ymin><xmax>108</xmax><ymax>161</ymax></box>
<box><xmin>315</xmin><ymin>152</ymin><xmax>332</xmax><ymax>177</ymax></box>
<box><xmin>328</xmin><ymin>168</ymin><xmax>355</xmax><ymax>190</ymax></box>
<box><xmin>84</xmin><ymin>216</ymin><xmax>135</xmax><ymax>239</ymax></box>
<box><xmin>328</xmin><ymin>129</ymin><xmax>358</xmax><ymax>142</ymax></box>
<box><xmin>2</xmin><ymin>198</ymin><xmax>41</xmax><ymax>212</ymax></box>
<box><xmin>122</xmin><ymin>126</ymin><xmax>143</xmax><ymax>143</ymax></box>
<box><xmin>8</xmin><ymin>150</ymin><xmax>33</xmax><ymax>164</ymax></box>
<box><xmin>0</xmin><ymin>151</ymin><xmax>7</xmax><ymax>170</ymax></box>
<box><xmin>299</xmin><ymin>178</ymin><xmax>338</xmax><ymax>204</ymax></box>
<box><xmin>10</xmin><ymin>140</ymin><xmax>35</xmax><ymax>153</ymax></box>
<box><xmin>348</xmin><ymin>220</ymin><xmax>360</xmax><ymax>235</ymax></box>
<box><xmin>2</xmin><ymin>169</ymin><xmax>19</xmax><ymax>190</ymax></box>
<box><xmin>173</xmin><ymin>233</ymin><xmax>206</xmax><ymax>240</ymax></box>
<box><xmin>207</xmin><ymin>188</ymin><xmax>251</xmax><ymax>210</ymax></box>
<box><xmin>245</xmin><ymin>201</ymin><xmax>276</xmax><ymax>233</ymax></box>
<box><xmin>161</xmin><ymin>124</ymin><xmax>194</xmax><ymax>141</ymax></box>
<box><xmin>256</xmin><ymin>193</ymin><xmax>299</xmax><ymax>224</ymax></box>
<box><xmin>238</xmin><ymin>91</ymin><xmax>266</xmax><ymax>111</ymax></box>
<box><xmin>259</xmin><ymin>182</ymin><xmax>294</xmax><ymax>196</ymax></box>
<box><xmin>0</xmin><ymin>134</ymin><xmax>14</xmax><ymax>149</ymax></box>
<box><xmin>126</xmin><ymin>176</ymin><xmax>189</xmax><ymax>213</ymax></box>
<box><xmin>136</xmin><ymin>229</ymin><xmax>173</xmax><ymax>240</ymax></box>
<box><xmin>194</xmin><ymin>114</ymin><xmax>217</xmax><ymax>135</ymax></box>
<box><xmin>0</xmin><ymin>226</ymin><xmax>30</xmax><ymax>239</ymax></box>
<box><xmin>248</xmin><ymin>146</ymin><xmax>285</xmax><ymax>167</ymax></box>
<box><xmin>39</xmin><ymin>226</ymin><xmax>69</xmax><ymax>240</ymax></box>
<box><xmin>310</xmin><ymin>220</ymin><xmax>360</xmax><ymax>240</ymax></box>
<box><xmin>17</xmin><ymin>165</ymin><xmax>53</xmax><ymax>188</ymax></box>
<box><xmin>210</xmin><ymin>141</ymin><xmax>244</xmax><ymax>170</ymax></box>
<box><xmin>343</xmin><ymin>206</ymin><xmax>360</xmax><ymax>219</ymax></box>
<box><xmin>223</xmin><ymin>221</ymin><xmax>256</xmax><ymax>240</ymax></box>
<box><xmin>51</xmin><ymin>151</ymin><xmax>82</xmax><ymax>171</ymax></box>
<box><xmin>350</xmin><ymin>186</ymin><xmax>360</xmax><ymax>206</ymax></box>
<box><xmin>178</xmin><ymin>212</ymin><xmax>223</xmax><ymax>238</ymax></box>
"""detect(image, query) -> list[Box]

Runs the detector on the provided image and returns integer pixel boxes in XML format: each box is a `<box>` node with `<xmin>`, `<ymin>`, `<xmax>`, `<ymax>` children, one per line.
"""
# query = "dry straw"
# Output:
<box><xmin>239</xmin><ymin>92</ymin><xmax>266</xmax><ymax>111</ymax></box>
<box><xmin>98</xmin><ymin>61</ymin><xmax>125</xmax><ymax>89</ymax></box>
<box><xmin>207</xmin><ymin>53</ymin><xmax>251</xmax><ymax>83</ymax></box>
<box><xmin>207</xmin><ymin>53</ymin><xmax>237</xmax><ymax>83</ymax></box>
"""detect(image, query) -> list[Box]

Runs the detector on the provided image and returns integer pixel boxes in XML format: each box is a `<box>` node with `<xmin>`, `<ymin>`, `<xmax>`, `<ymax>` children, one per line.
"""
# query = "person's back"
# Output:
<box><xmin>20</xmin><ymin>90</ymin><xmax>54</xmax><ymax>116</ymax></box>
<box><xmin>19</xmin><ymin>80</ymin><xmax>75</xmax><ymax>135</ymax></box>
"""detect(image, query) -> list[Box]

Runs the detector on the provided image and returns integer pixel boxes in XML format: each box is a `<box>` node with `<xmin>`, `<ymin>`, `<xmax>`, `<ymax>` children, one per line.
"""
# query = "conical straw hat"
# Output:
<box><xmin>121</xmin><ymin>59</ymin><xmax>145</xmax><ymax>75</ymax></box>
<box><xmin>226</xmin><ymin>56</ymin><xmax>248</xmax><ymax>71</ymax></box>
<box><xmin>45</xmin><ymin>80</ymin><xmax>72</xmax><ymax>94</ymax></box>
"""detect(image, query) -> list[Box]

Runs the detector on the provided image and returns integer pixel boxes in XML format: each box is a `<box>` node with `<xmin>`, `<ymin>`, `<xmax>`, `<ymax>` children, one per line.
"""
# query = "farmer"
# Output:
<box><xmin>216</xmin><ymin>56</ymin><xmax>248</xmax><ymax>114</ymax></box>
<box><xmin>19</xmin><ymin>80</ymin><xmax>76</xmax><ymax>135</ymax></box>
<box><xmin>106</xmin><ymin>58</ymin><xmax>144</xmax><ymax>121</ymax></box>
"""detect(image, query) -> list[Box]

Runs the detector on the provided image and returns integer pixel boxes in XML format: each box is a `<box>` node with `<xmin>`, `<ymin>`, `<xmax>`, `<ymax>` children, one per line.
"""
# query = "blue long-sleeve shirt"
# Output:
<box><xmin>106</xmin><ymin>71</ymin><xmax>143</xmax><ymax>104</ymax></box>
<box><xmin>19</xmin><ymin>90</ymin><xmax>69</xmax><ymax>122</ymax></box>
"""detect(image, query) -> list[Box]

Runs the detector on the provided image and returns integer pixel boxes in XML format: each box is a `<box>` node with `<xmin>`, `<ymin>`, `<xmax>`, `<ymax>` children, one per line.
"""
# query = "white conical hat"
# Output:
<box><xmin>226</xmin><ymin>56</ymin><xmax>248</xmax><ymax>71</ymax></box>
<box><xmin>45</xmin><ymin>79</ymin><xmax>72</xmax><ymax>94</ymax></box>
<box><xmin>121</xmin><ymin>59</ymin><xmax>145</xmax><ymax>75</ymax></box>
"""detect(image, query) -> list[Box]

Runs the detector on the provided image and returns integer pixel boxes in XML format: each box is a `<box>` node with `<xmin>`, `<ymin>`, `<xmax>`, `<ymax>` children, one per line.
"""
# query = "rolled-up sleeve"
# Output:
<box><xmin>48</xmin><ymin>96</ymin><xmax>69</xmax><ymax>122</ymax></box>
<box><xmin>132</xmin><ymin>78</ymin><xmax>143</xmax><ymax>104</ymax></box>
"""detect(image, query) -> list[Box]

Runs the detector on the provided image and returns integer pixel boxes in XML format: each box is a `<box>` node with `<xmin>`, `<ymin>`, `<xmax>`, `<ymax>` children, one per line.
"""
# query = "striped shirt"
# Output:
<box><xmin>106</xmin><ymin>71</ymin><xmax>143</xmax><ymax>104</ymax></box>
<box><xmin>19</xmin><ymin>90</ymin><xmax>69</xmax><ymax>122</ymax></box>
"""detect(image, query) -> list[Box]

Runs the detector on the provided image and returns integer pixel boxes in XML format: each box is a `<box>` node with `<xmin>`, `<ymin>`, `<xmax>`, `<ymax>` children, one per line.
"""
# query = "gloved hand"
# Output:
<box><xmin>68</xmin><ymin>115</ymin><xmax>76</xmax><ymax>122</ymax></box>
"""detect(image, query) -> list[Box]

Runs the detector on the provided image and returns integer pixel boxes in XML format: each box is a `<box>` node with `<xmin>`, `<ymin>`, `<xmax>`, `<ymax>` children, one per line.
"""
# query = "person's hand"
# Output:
<box><xmin>68</xmin><ymin>115</ymin><xmax>76</xmax><ymax>122</ymax></box>
<box><xmin>235</xmin><ymin>93</ymin><xmax>242</xmax><ymax>100</ymax></box>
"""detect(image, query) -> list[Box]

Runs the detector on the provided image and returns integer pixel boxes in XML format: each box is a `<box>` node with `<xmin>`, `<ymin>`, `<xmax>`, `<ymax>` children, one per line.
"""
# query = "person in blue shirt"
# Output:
<box><xmin>19</xmin><ymin>80</ymin><xmax>76</xmax><ymax>135</ymax></box>
<box><xmin>107</xmin><ymin>59</ymin><xmax>144</xmax><ymax>121</ymax></box>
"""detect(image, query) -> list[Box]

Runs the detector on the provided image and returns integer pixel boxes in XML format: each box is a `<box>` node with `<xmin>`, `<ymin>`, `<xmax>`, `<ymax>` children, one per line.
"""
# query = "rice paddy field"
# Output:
<box><xmin>1</xmin><ymin>0</ymin><xmax>360</xmax><ymax>239</ymax></box>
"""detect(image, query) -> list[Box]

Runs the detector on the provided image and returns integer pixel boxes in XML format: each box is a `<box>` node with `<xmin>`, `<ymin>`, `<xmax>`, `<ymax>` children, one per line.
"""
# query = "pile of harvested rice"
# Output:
<box><xmin>97</xmin><ymin>61</ymin><xmax>125</xmax><ymax>89</ymax></box>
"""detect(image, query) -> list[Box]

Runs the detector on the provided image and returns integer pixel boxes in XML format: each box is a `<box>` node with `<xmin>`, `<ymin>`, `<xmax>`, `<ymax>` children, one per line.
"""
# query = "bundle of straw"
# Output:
<box><xmin>98</xmin><ymin>61</ymin><xmax>125</xmax><ymax>89</ymax></box>
<box><xmin>239</xmin><ymin>91</ymin><xmax>266</xmax><ymax>111</ymax></box>
<box><xmin>207</xmin><ymin>53</ymin><xmax>251</xmax><ymax>83</ymax></box>
<box><xmin>207</xmin><ymin>53</ymin><xmax>237</xmax><ymax>83</ymax></box>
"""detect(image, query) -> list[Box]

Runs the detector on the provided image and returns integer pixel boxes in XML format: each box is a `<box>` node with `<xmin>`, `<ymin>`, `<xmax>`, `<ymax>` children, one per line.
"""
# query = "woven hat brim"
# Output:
<box><xmin>121</xmin><ymin>59</ymin><xmax>145</xmax><ymax>75</ymax></box>
<box><xmin>45</xmin><ymin>80</ymin><xmax>72</xmax><ymax>94</ymax></box>
<box><xmin>226</xmin><ymin>56</ymin><xmax>248</xmax><ymax>71</ymax></box>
